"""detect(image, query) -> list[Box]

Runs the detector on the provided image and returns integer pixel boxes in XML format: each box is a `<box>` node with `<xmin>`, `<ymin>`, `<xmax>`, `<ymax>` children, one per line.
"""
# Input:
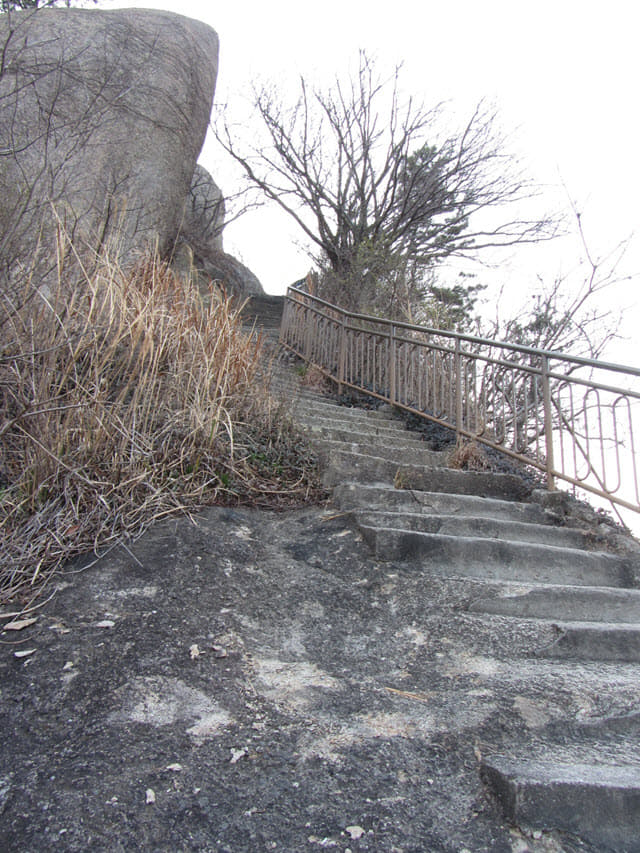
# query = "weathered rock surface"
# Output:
<box><xmin>0</xmin><ymin>505</ymin><xmax>616</xmax><ymax>853</ymax></box>
<box><xmin>181</xmin><ymin>164</ymin><xmax>225</xmax><ymax>255</ymax></box>
<box><xmin>174</xmin><ymin>165</ymin><xmax>265</xmax><ymax>297</ymax></box>
<box><xmin>0</xmin><ymin>8</ymin><xmax>218</xmax><ymax>291</ymax></box>
<box><xmin>190</xmin><ymin>247</ymin><xmax>265</xmax><ymax>296</ymax></box>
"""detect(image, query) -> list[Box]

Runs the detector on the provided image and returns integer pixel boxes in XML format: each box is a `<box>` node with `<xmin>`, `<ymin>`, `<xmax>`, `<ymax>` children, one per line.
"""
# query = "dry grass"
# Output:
<box><xmin>447</xmin><ymin>439</ymin><xmax>490</xmax><ymax>471</ymax></box>
<box><xmin>300</xmin><ymin>363</ymin><xmax>329</xmax><ymax>393</ymax></box>
<box><xmin>0</xmin><ymin>245</ymin><xmax>321</xmax><ymax>606</ymax></box>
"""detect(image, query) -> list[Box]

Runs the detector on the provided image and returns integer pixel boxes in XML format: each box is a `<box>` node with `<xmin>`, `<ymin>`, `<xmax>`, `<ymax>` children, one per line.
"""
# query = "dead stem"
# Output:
<box><xmin>0</xmin><ymin>241</ymin><xmax>322</xmax><ymax>607</ymax></box>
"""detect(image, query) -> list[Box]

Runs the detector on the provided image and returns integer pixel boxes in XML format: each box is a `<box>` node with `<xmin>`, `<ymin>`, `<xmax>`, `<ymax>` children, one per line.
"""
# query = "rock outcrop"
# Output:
<box><xmin>176</xmin><ymin>166</ymin><xmax>265</xmax><ymax>296</ymax></box>
<box><xmin>181</xmin><ymin>165</ymin><xmax>225</xmax><ymax>255</ymax></box>
<box><xmin>0</xmin><ymin>8</ymin><xmax>218</xmax><ymax>292</ymax></box>
<box><xmin>184</xmin><ymin>247</ymin><xmax>265</xmax><ymax>298</ymax></box>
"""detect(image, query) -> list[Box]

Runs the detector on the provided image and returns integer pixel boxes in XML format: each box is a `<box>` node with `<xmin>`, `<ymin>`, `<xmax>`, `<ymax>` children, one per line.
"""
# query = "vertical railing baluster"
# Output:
<box><xmin>389</xmin><ymin>324</ymin><xmax>397</xmax><ymax>404</ymax></box>
<box><xmin>337</xmin><ymin>315</ymin><xmax>346</xmax><ymax>395</ymax></box>
<box><xmin>541</xmin><ymin>354</ymin><xmax>555</xmax><ymax>490</ymax></box>
<box><xmin>455</xmin><ymin>338</ymin><xmax>463</xmax><ymax>442</ymax></box>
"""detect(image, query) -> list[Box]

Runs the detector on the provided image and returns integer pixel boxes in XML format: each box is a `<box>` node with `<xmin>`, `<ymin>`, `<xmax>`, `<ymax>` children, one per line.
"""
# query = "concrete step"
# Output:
<box><xmin>538</xmin><ymin>622</ymin><xmax>640</xmax><ymax>662</ymax></box>
<box><xmin>323</xmin><ymin>452</ymin><xmax>532</xmax><ymax>499</ymax></box>
<box><xmin>272</xmin><ymin>389</ymin><xmax>334</xmax><ymax>406</ymax></box>
<box><xmin>270</xmin><ymin>379</ymin><xmax>324</xmax><ymax>394</ymax></box>
<box><xmin>355</xmin><ymin>509</ymin><xmax>589</xmax><ymax>549</ymax></box>
<box><xmin>482</xmin><ymin>754</ymin><xmax>640</xmax><ymax>852</ymax></box>
<box><xmin>240</xmin><ymin>295</ymin><xmax>285</xmax><ymax>327</ymax></box>
<box><xmin>333</xmin><ymin>483</ymin><xmax>553</xmax><ymax>525</ymax></box>
<box><xmin>303</xmin><ymin>424</ymin><xmax>428</xmax><ymax>447</ymax></box>
<box><xmin>267</xmin><ymin>372</ymin><xmax>323</xmax><ymax>391</ymax></box>
<box><xmin>394</xmin><ymin>466</ymin><xmax>532</xmax><ymax>502</ymax></box>
<box><xmin>315</xmin><ymin>439</ymin><xmax>447</xmax><ymax>470</ymax></box>
<box><xmin>319</xmin><ymin>450</ymin><xmax>419</xmax><ymax>488</ymax></box>
<box><xmin>296</xmin><ymin>398</ymin><xmax>398</xmax><ymax>421</ymax></box>
<box><xmin>297</xmin><ymin>412</ymin><xmax>415</xmax><ymax>439</ymax></box>
<box><xmin>469</xmin><ymin>584</ymin><xmax>640</xmax><ymax>623</ymax></box>
<box><xmin>359</xmin><ymin>526</ymin><xmax>634</xmax><ymax>588</ymax></box>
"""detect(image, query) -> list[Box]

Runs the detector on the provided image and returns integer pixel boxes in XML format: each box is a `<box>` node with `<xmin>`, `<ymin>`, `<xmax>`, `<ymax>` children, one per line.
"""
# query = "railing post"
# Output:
<box><xmin>337</xmin><ymin>315</ymin><xmax>346</xmax><ymax>395</ymax></box>
<box><xmin>541</xmin><ymin>354</ymin><xmax>556</xmax><ymax>490</ymax></box>
<box><xmin>279</xmin><ymin>297</ymin><xmax>288</xmax><ymax>347</ymax></box>
<box><xmin>303</xmin><ymin>305</ymin><xmax>312</xmax><ymax>362</ymax></box>
<box><xmin>389</xmin><ymin>324</ymin><xmax>397</xmax><ymax>403</ymax></box>
<box><xmin>455</xmin><ymin>337</ymin><xmax>463</xmax><ymax>443</ymax></box>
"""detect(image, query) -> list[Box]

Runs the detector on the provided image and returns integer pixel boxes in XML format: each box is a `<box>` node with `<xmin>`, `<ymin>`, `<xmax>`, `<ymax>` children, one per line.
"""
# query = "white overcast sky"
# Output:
<box><xmin>102</xmin><ymin>0</ymin><xmax>639</xmax><ymax>362</ymax></box>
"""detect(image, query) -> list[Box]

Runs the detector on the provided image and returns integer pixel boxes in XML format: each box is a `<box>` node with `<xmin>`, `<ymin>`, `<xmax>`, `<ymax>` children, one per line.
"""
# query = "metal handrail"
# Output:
<box><xmin>280</xmin><ymin>285</ymin><xmax>640</xmax><ymax>516</ymax></box>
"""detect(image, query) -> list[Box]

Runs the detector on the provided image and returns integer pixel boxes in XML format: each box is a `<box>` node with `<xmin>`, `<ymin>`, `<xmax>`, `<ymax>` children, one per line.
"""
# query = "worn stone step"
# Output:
<box><xmin>240</xmin><ymin>295</ymin><xmax>285</xmax><ymax>327</ymax></box>
<box><xmin>303</xmin><ymin>424</ymin><xmax>428</xmax><ymax>447</ymax></box>
<box><xmin>548</xmin><ymin>710</ymin><xmax>640</xmax><ymax>744</ymax></box>
<box><xmin>469</xmin><ymin>584</ymin><xmax>640</xmax><ymax>624</ymax></box>
<box><xmin>296</xmin><ymin>398</ymin><xmax>398</xmax><ymax>421</ymax></box>
<box><xmin>272</xmin><ymin>389</ymin><xmax>334</xmax><ymax>407</ymax></box>
<box><xmin>355</xmin><ymin>509</ymin><xmax>588</xmax><ymax>550</ymax></box>
<box><xmin>319</xmin><ymin>450</ymin><xmax>424</xmax><ymax>488</ymax></box>
<box><xmin>333</xmin><ymin>483</ymin><xmax>553</xmax><ymax>525</ymax></box>
<box><xmin>266</xmin><ymin>374</ymin><xmax>310</xmax><ymax>389</ymax></box>
<box><xmin>271</xmin><ymin>379</ymin><xmax>325</xmax><ymax>393</ymax></box>
<box><xmin>325</xmin><ymin>455</ymin><xmax>533</xmax><ymax>499</ymax></box>
<box><xmin>267</xmin><ymin>379</ymin><xmax>355</xmax><ymax>408</ymax></box>
<box><xmin>394</xmin><ymin>465</ymin><xmax>532</xmax><ymax>502</ymax></box>
<box><xmin>315</xmin><ymin>440</ymin><xmax>446</xmax><ymax>470</ymax></box>
<box><xmin>297</xmin><ymin>412</ymin><xmax>414</xmax><ymax>439</ymax></box>
<box><xmin>319</xmin><ymin>449</ymin><xmax>479</xmax><ymax>488</ymax></box>
<box><xmin>359</xmin><ymin>526</ymin><xmax>634</xmax><ymax>588</ymax></box>
<box><xmin>538</xmin><ymin>622</ymin><xmax>640</xmax><ymax>662</ymax></box>
<box><xmin>482</xmin><ymin>755</ymin><xmax>640</xmax><ymax>852</ymax></box>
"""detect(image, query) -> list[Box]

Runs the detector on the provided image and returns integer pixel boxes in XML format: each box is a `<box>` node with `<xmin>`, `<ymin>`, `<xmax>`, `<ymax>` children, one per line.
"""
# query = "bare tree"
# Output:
<box><xmin>215</xmin><ymin>52</ymin><xmax>557</xmax><ymax>313</ymax></box>
<box><xmin>489</xmin><ymin>204</ymin><xmax>631</xmax><ymax>359</ymax></box>
<box><xmin>468</xmin><ymin>204</ymin><xmax>635</xmax><ymax>463</ymax></box>
<box><xmin>1</xmin><ymin>1</ymin><xmax>96</xmax><ymax>12</ymax></box>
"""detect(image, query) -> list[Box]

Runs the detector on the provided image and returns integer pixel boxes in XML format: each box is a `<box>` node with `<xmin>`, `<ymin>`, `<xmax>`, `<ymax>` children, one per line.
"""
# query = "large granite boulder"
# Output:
<box><xmin>182</xmin><ymin>165</ymin><xmax>225</xmax><ymax>255</ymax></box>
<box><xmin>176</xmin><ymin>165</ymin><xmax>264</xmax><ymax>297</ymax></box>
<box><xmin>196</xmin><ymin>249</ymin><xmax>264</xmax><ymax>297</ymax></box>
<box><xmin>174</xmin><ymin>165</ymin><xmax>264</xmax><ymax>298</ymax></box>
<box><xmin>0</xmin><ymin>8</ymin><xmax>218</xmax><ymax>294</ymax></box>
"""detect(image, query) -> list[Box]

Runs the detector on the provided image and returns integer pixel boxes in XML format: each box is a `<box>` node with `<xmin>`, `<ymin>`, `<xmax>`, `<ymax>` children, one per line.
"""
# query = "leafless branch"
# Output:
<box><xmin>213</xmin><ymin>52</ymin><xmax>557</xmax><ymax>312</ymax></box>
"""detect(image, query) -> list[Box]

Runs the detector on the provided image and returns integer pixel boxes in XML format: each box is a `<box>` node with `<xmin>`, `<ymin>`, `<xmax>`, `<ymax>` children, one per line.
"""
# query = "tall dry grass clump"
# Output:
<box><xmin>0</xmin><ymin>247</ymin><xmax>320</xmax><ymax>606</ymax></box>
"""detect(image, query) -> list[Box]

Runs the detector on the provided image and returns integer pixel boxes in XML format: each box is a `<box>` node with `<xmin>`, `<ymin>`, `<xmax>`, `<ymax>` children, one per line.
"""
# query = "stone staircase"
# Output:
<box><xmin>251</xmin><ymin>297</ymin><xmax>640</xmax><ymax>852</ymax></box>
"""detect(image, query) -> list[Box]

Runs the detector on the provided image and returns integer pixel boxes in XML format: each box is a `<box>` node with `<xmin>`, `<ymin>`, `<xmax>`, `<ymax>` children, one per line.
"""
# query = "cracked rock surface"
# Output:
<box><xmin>1</xmin><ymin>502</ymin><xmax>629</xmax><ymax>852</ymax></box>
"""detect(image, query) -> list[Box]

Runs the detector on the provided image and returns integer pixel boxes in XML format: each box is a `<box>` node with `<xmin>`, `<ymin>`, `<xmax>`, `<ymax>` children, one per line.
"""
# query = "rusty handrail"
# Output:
<box><xmin>280</xmin><ymin>285</ymin><xmax>640</xmax><ymax>516</ymax></box>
